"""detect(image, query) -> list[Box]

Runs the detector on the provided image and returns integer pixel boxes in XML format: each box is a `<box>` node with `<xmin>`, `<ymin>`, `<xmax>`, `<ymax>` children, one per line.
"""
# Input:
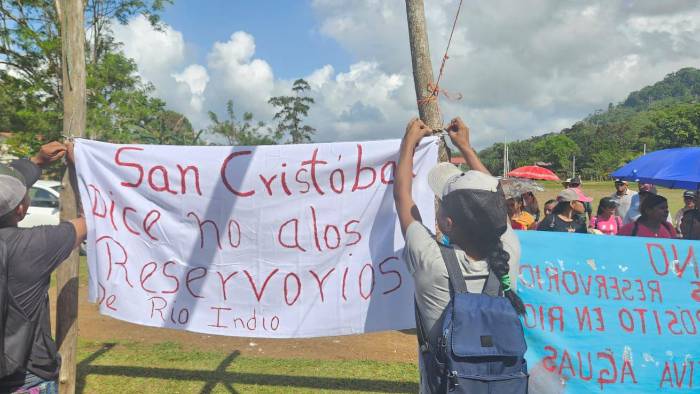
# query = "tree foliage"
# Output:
<box><xmin>532</xmin><ymin>134</ymin><xmax>579</xmax><ymax>172</ymax></box>
<box><xmin>268</xmin><ymin>79</ymin><xmax>315</xmax><ymax>144</ymax></box>
<box><xmin>207</xmin><ymin>100</ymin><xmax>276</xmax><ymax>146</ymax></box>
<box><xmin>0</xmin><ymin>0</ymin><xmax>181</xmax><ymax>154</ymax></box>
<box><xmin>623</xmin><ymin>68</ymin><xmax>700</xmax><ymax>108</ymax></box>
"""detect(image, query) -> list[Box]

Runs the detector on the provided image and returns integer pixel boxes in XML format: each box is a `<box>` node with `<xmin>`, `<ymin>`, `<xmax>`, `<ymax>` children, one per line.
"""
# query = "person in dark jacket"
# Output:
<box><xmin>537</xmin><ymin>189</ymin><xmax>587</xmax><ymax>233</ymax></box>
<box><xmin>0</xmin><ymin>142</ymin><xmax>86</xmax><ymax>393</ymax></box>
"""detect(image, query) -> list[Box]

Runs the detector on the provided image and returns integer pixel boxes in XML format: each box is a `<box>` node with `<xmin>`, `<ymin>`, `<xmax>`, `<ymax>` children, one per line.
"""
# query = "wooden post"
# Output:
<box><xmin>56</xmin><ymin>0</ymin><xmax>86</xmax><ymax>392</ymax></box>
<box><xmin>405</xmin><ymin>0</ymin><xmax>449</xmax><ymax>163</ymax></box>
<box><xmin>406</xmin><ymin>0</ymin><xmax>450</xmax><ymax>233</ymax></box>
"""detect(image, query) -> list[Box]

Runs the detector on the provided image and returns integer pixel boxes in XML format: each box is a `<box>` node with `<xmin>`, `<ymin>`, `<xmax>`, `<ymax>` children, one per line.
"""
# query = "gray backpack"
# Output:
<box><xmin>0</xmin><ymin>239</ymin><xmax>38</xmax><ymax>377</ymax></box>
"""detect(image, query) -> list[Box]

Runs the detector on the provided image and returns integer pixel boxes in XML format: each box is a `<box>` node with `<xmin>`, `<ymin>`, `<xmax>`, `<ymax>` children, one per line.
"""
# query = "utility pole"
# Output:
<box><xmin>405</xmin><ymin>0</ymin><xmax>448</xmax><ymax>162</ymax></box>
<box><xmin>56</xmin><ymin>0</ymin><xmax>86</xmax><ymax>392</ymax></box>
<box><xmin>503</xmin><ymin>138</ymin><xmax>509</xmax><ymax>178</ymax></box>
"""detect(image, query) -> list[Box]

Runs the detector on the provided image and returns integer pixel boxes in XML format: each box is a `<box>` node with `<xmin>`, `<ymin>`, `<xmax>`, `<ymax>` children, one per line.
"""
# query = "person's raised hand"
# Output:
<box><xmin>403</xmin><ymin>118</ymin><xmax>431</xmax><ymax>145</ymax></box>
<box><xmin>31</xmin><ymin>141</ymin><xmax>67</xmax><ymax>168</ymax></box>
<box><xmin>446</xmin><ymin>117</ymin><xmax>471</xmax><ymax>149</ymax></box>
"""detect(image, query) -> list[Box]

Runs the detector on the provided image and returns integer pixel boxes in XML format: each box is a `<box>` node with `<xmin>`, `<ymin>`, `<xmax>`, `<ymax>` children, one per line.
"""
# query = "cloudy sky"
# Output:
<box><xmin>111</xmin><ymin>0</ymin><xmax>700</xmax><ymax>149</ymax></box>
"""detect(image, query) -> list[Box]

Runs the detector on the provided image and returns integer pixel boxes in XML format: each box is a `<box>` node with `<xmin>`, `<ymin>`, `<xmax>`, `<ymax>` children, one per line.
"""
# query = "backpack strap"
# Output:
<box><xmin>481</xmin><ymin>271</ymin><xmax>503</xmax><ymax>297</ymax></box>
<box><xmin>414</xmin><ymin>300</ymin><xmax>430</xmax><ymax>353</ymax></box>
<box><xmin>416</xmin><ymin>242</ymin><xmax>503</xmax><ymax>351</ymax></box>
<box><xmin>631</xmin><ymin>221</ymin><xmax>639</xmax><ymax>236</ymax></box>
<box><xmin>0</xmin><ymin>240</ymin><xmax>6</xmax><ymax>375</ymax></box>
<box><xmin>437</xmin><ymin>243</ymin><xmax>468</xmax><ymax>294</ymax></box>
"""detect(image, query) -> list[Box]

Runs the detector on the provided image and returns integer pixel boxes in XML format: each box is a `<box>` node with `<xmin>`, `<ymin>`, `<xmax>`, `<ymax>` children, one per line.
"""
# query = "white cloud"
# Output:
<box><xmin>172</xmin><ymin>65</ymin><xmax>209</xmax><ymax>112</ymax></box>
<box><xmin>0</xmin><ymin>62</ymin><xmax>22</xmax><ymax>79</ymax></box>
<box><xmin>304</xmin><ymin>61</ymin><xmax>412</xmax><ymax>142</ymax></box>
<box><xmin>311</xmin><ymin>0</ymin><xmax>700</xmax><ymax>146</ymax></box>
<box><xmin>112</xmin><ymin>15</ymin><xmax>185</xmax><ymax>81</ymax></box>
<box><xmin>205</xmin><ymin>32</ymin><xmax>275</xmax><ymax>117</ymax></box>
<box><xmin>112</xmin><ymin>2</ymin><xmax>700</xmax><ymax>148</ymax></box>
<box><xmin>111</xmin><ymin>17</ymin><xmax>411</xmax><ymax>142</ymax></box>
<box><xmin>112</xmin><ymin>15</ymin><xmax>208</xmax><ymax>127</ymax></box>
<box><xmin>306</xmin><ymin>65</ymin><xmax>334</xmax><ymax>90</ymax></box>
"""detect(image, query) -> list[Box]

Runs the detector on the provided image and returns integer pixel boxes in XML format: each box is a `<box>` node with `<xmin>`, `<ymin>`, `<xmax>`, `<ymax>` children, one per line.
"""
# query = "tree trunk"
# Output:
<box><xmin>56</xmin><ymin>0</ymin><xmax>86</xmax><ymax>392</ymax></box>
<box><xmin>405</xmin><ymin>0</ymin><xmax>442</xmax><ymax>132</ymax></box>
<box><xmin>405</xmin><ymin>0</ymin><xmax>450</xmax><ymax>237</ymax></box>
<box><xmin>405</xmin><ymin>0</ymin><xmax>449</xmax><ymax>162</ymax></box>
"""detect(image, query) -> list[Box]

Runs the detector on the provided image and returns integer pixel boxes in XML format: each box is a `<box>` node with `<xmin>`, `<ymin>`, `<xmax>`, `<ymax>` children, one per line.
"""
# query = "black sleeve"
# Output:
<box><xmin>536</xmin><ymin>215</ymin><xmax>552</xmax><ymax>231</ymax></box>
<box><xmin>576</xmin><ymin>219</ymin><xmax>588</xmax><ymax>233</ymax></box>
<box><xmin>16</xmin><ymin>222</ymin><xmax>77</xmax><ymax>281</ymax></box>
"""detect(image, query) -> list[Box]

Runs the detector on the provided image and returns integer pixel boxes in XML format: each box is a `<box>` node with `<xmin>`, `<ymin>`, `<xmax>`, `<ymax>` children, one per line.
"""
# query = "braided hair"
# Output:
<box><xmin>480</xmin><ymin>237</ymin><xmax>526</xmax><ymax>315</ymax></box>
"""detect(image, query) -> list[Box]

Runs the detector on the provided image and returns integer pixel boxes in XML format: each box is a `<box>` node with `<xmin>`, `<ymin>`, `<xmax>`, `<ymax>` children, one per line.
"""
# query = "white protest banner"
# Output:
<box><xmin>75</xmin><ymin>138</ymin><xmax>438</xmax><ymax>338</ymax></box>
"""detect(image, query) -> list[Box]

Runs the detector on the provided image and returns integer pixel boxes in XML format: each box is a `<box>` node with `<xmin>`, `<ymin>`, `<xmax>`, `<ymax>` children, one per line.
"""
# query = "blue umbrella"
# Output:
<box><xmin>611</xmin><ymin>147</ymin><xmax>700</xmax><ymax>190</ymax></box>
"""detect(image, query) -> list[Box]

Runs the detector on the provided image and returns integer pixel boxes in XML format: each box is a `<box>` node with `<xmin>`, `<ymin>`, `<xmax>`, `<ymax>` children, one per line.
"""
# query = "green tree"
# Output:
<box><xmin>624</xmin><ymin>68</ymin><xmax>700</xmax><ymax>108</ymax></box>
<box><xmin>133</xmin><ymin>109</ymin><xmax>201</xmax><ymax>145</ymax></box>
<box><xmin>533</xmin><ymin>134</ymin><xmax>580</xmax><ymax>175</ymax></box>
<box><xmin>87</xmin><ymin>52</ymin><xmax>162</xmax><ymax>142</ymax></box>
<box><xmin>645</xmin><ymin>103</ymin><xmax>700</xmax><ymax>149</ymax></box>
<box><xmin>268</xmin><ymin>79</ymin><xmax>315</xmax><ymax>143</ymax></box>
<box><xmin>0</xmin><ymin>0</ymin><xmax>173</xmax><ymax>154</ymax></box>
<box><xmin>207</xmin><ymin>100</ymin><xmax>276</xmax><ymax>146</ymax></box>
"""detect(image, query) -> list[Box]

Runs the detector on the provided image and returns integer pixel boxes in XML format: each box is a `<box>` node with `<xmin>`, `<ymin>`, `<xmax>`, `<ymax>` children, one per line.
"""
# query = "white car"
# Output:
<box><xmin>18</xmin><ymin>180</ymin><xmax>62</xmax><ymax>228</ymax></box>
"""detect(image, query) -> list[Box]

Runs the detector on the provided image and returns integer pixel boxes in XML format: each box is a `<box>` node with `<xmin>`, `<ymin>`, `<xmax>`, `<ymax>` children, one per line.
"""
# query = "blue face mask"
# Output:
<box><xmin>439</xmin><ymin>233</ymin><xmax>451</xmax><ymax>246</ymax></box>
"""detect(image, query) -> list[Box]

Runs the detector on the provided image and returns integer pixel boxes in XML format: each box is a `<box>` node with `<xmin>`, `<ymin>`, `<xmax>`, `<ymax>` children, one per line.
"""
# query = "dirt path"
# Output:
<box><xmin>52</xmin><ymin>283</ymin><xmax>418</xmax><ymax>363</ymax></box>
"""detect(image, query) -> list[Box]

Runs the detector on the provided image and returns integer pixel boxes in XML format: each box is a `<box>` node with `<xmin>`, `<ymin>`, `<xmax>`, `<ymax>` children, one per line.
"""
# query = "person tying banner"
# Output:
<box><xmin>394</xmin><ymin>117</ymin><xmax>527</xmax><ymax>393</ymax></box>
<box><xmin>0</xmin><ymin>142</ymin><xmax>87</xmax><ymax>393</ymax></box>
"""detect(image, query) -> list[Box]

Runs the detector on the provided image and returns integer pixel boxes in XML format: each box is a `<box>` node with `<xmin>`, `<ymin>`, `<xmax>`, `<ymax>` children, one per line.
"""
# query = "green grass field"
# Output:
<box><xmin>76</xmin><ymin>341</ymin><xmax>418</xmax><ymax>393</ymax></box>
<box><xmin>67</xmin><ymin>180</ymin><xmax>689</xmax><ymax>393</ymax></box>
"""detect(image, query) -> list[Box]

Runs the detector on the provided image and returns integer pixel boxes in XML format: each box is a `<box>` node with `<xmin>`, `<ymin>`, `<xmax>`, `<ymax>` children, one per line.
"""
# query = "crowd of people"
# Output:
<box><xmin>506</xmin><ymin>176</ymin><xmax>699</xmax><ymax>240</ymax></box>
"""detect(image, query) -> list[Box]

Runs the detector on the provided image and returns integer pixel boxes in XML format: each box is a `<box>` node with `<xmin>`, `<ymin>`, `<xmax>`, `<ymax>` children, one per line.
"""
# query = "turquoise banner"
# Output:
<box><xmin>518</xmin><ymin>231</ymin><xmax>699</xmax><ymax>393</ymax></box>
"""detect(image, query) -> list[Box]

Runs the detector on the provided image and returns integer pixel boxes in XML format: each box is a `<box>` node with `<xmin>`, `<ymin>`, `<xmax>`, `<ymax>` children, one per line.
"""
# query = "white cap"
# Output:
<box><xmin>427</xmin><ymin>162</ymin><xmax>499</xmax><ymax>199</ymax></box>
